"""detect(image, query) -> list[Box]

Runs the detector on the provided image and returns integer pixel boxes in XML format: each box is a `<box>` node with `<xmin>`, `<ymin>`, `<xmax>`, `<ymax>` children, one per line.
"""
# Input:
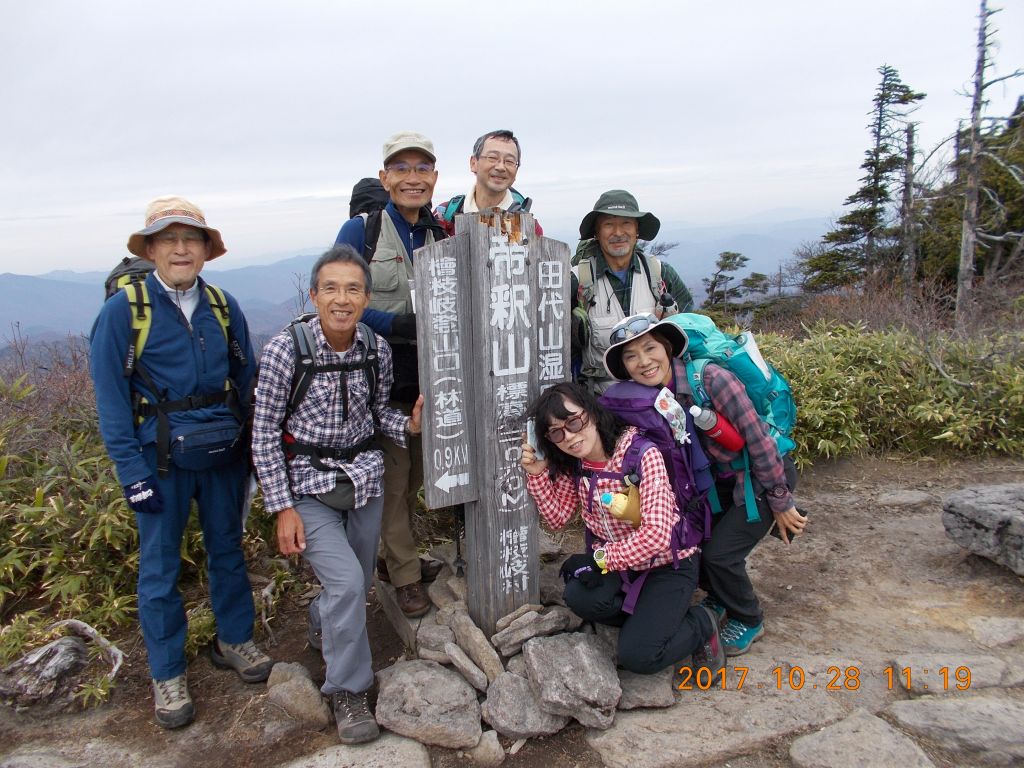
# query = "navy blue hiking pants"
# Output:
<box><xmin>564</xmin><ymin>555</ymin><xmax>713</xmax><ymax>675</ymax></box>
<box><xmin>136</xmin><ymin>446</ymin><xmax>255</xmax><ymax>680</ymax></box>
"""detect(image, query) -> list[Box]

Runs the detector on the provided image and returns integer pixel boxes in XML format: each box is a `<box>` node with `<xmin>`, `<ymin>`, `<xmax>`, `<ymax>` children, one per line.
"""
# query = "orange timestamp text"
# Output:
<box><xmin>676</xmin><ymin>664</ymin><xmax>973</xmax><ymax>691</ymax></box>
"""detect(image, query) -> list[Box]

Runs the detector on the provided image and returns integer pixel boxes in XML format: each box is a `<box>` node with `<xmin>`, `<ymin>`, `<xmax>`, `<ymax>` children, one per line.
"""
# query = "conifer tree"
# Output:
<box><xmin>807</xmin><ymin>65</ymin><xmax>924</xmax><ymax>290</ymax></box>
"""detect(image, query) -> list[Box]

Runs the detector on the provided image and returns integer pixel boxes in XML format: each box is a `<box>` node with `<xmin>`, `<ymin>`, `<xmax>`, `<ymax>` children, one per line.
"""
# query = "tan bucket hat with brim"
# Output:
<box><xmin>603</xmin><ymin>313</ymin><xmax>689</xmax><ymax>382</ymax></box>
<box><xmin>579</xmin><ymin>189</ymin><xmax>661</xmax><ymax>241</ymax></box>
<box><xmin>127</xmin><ymin>195</ymin><xmax>227</xmax><ymax>260</ymax></box>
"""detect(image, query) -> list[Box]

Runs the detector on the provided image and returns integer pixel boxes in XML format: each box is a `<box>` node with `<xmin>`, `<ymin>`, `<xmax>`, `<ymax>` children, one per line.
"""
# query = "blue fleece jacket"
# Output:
<box><xmin>89</xmin><ymin>272</ymin><xmax>256</xmax><ymax>486</ymax></box>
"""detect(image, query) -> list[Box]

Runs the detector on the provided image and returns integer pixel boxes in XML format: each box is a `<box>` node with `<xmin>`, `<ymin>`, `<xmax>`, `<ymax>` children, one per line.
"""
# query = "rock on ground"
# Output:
<box><xmin>273</xmin><ymin>732</ymin><xmax>431</xmax><ymax>768</ymax></box>
<box><xmin>789</xmin><ymin>709</ymin><xmax>935</xmax><ymax>768</ymax></box>
<box><xmin>891</xmin><ymin>653</ymin><xmax>1024</xmax><ymax>695</ymax></box>
<box><xmin>942</xmin><ymin>484</ymin><xmax>1024</xmax><ymax>575</ymax></box>
<box><xmin>375</xmin><ymin>660</ymin><xmax>481</xmax><ymax>749</ymax></box>
<box><xmin>587</xmin><ymin>655</ymin><xmax>848</xmax><ymax>768</ymax></box>
<box><xmin>617</xmin><ymin>667</ymin><xmax>676</xmax><ymax>710</ymax></box>
<box><xmin>437</xmin><ymin>606</ymin><xmax>504</xmax><ymax>683</ymax></box>
<box><xmin>480</xmin><ymin>671</ymin><xmax>570</xmax><ymax>739</ymax></box>
<box><xmin>523</xmin><ymin>633</ymin><xmax>620</xmax><ymax>729</ymax></box>
<box><xmin>885</xmin><ymin>693</ymin><xmax>1024</xmax><ymax>766</ymax></box>
<box><xmin>466</xmin><ymin>730</ymin><xmax>505</xmax><ymax>767</ymax></box>
<box><xmin>968</xmin><ymin>616</ymin><xmax>1024</xmax><ymax>648</ymax></box>
<box><xmin>267</xmin><ymin>661</ymin><xmax>314</xmax><ymax>687</ymax></box>
<box><xmin>266</xmin><ymin>676</ymin><xmax>330</xmax><ymax>730</ymax></box>
<box><xmin>444</xmin><ymin>642</ymin><xmax>488</xmax><ymax>692</ymax></box>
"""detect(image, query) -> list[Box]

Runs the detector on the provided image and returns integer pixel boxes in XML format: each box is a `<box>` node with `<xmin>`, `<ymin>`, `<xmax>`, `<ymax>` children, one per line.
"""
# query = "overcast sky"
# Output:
<box><xmin>1</xmin><ymin>0</ymin><xmax>1021</xmax><ymax>275</ymax></box>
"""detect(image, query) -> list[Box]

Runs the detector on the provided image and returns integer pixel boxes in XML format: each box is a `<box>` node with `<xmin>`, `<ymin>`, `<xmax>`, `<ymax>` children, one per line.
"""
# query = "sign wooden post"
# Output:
<box><xmin>415</xmin><ymin>212</ymin><xmax>570</xmax><ymax>634</ymax></box>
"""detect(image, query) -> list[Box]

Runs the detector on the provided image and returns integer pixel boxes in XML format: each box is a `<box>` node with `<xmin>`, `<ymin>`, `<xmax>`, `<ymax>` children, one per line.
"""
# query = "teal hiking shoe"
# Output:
<box><xmin>720</xmin><ymin>619</ymin><xmax>764</xmax><ymax>657</ymax></box>
<box><xmin>701</xmin><ymin>595</ymin><xmax>727</xmax><ymax>627</ymax></box>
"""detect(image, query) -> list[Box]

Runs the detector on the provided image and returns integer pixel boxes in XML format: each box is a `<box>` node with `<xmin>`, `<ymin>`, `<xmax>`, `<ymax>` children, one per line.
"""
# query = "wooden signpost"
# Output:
<box><xmin>415</xmin><ymin>211</ymin><xmax>570</xmax><ymax>634</ymax></box>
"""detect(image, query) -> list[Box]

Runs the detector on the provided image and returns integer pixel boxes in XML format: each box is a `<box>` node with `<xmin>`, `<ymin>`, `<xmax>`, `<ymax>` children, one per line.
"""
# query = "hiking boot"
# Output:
<box><xmin>701</xmin><ymin>594</ymin><xmax>727</xmax><ymax>627</ymax></box>
<box><xmin>331</xmin><ymin>690</ymin><xmax>379</xmax><ymax>744</ymax></box>
<box><xmin>691</xmin><ymin>606</ymin><xmax>726</xmax><ymax>675</ymax></box>
<box><xmin>720</xmin><ymin>618</ymin><xmax>765</xmax><ymax>657</ymax></box>
<box><xmin>396</xmin><ymin>582</ymin><xmax>431</xmax><ymax>618</ymax></box>
<box><xmin>210</xmin><ymin>638</ymin><xmax>274</xmax><ymax>683</ymax></box>
<box><xmin>307</xmin><ymin>595</ymin><xmax>323</xmax><ymax>652</ymax></box>
<box><xmin>152</xmin><ymin>674</ymin><xmax>195</xmax><ymax>729</ymax></box>
<box><xmin>377</xmin><ymin>557</ymin><xmax>444</xmax><ymax>584</ymax></box>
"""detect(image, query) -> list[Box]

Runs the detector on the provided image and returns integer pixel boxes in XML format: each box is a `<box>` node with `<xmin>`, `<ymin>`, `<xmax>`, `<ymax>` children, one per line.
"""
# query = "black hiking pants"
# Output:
<box><xmin>699</xmin><ymin>460</ymin><xmax>799</xmax><ymax>627</ymax></box>
<box><xmin>563</xmin><ymin>555</ymin><xmax>713</xmax><ymax>675</ymax></box>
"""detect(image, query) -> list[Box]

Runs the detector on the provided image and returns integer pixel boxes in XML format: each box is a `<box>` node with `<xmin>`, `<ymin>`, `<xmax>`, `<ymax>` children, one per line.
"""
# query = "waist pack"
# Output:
<box><xmin>170</xmin><ymin>418</ymin><xmax>244</xmax><ymax>471</ymax></box>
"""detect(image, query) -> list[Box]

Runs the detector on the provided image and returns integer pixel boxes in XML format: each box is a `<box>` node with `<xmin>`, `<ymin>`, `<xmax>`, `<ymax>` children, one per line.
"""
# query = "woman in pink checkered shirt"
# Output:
<box><xmin>521</xmin><ymin>382</ymin><xmax>723</xmax><ymax>676</ymax></box>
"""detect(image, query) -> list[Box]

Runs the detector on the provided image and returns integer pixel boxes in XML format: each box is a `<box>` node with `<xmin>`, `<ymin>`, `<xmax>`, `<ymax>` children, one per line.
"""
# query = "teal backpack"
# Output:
<box><xmin>665</xmin><ymin>312</ymin><xmax>797</xmax><ymax>521</ymax></box>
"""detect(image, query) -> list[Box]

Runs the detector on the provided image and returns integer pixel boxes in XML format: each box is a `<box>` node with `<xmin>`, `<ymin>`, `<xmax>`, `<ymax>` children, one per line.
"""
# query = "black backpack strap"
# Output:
<box><xmin>286</xmin><ymin>316</ymin><xmax>319</xmax><ymax>419</ymax></box>
<box><xmin>358</xmin><ymin>322</ymin><xmax>379</xmax><ymax>407</ymax></box>
<box><xmin>362</xmin><ymin>210</ymin><xmax>383</xmax><ymax>263</ymax></box>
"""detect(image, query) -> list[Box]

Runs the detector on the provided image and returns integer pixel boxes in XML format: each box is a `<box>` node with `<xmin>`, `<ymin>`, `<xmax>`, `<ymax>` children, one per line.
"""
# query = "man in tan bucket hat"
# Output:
<box><xmin>91</xmin><ymin>196</ymin><xmax>272</xmax><ymax>729</ymax></box>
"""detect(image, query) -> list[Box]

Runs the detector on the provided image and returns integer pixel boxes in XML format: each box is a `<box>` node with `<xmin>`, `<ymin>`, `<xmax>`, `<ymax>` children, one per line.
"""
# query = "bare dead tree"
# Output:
<box><xmin>902</xmin><ymin>123</ymin><xmax>918</xmax><ymax>285</ymax></box>
<box><xmin>955</xmin><ymin>0</ymin><xmax>1024</xmax><ymax>331</ymax></box>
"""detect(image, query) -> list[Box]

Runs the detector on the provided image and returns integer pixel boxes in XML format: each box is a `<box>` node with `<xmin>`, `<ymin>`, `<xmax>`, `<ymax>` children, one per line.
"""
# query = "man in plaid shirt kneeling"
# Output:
<box><xmin>251</xmin><ymin>245</ymin><xmax>423</xmax><ymax>744</ymax></box>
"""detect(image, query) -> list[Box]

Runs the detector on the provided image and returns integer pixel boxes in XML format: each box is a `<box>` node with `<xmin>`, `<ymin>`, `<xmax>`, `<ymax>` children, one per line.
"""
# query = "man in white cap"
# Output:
<box><xmin>334</xmin><ymin>132</ymin><xmax>447</xmax><ymax>618</ymax></box>
<box><xmin>90</xmin><ymin>196</ymin><xmax>272</xmax><ymax>729</ymax></box>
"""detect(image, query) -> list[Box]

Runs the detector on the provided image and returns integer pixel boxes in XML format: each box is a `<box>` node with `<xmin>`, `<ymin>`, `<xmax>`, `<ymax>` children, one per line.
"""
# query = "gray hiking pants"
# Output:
<box><xmin>295</xmin><ymin>493</ymin><xmax>382</xmax><ymax>695</ymax></box>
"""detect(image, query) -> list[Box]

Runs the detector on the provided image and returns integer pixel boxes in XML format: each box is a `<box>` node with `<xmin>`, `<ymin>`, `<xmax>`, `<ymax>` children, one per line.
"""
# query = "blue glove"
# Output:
<box><xmin>123</xmin><ymin>477</ymin><xmax>164</xmax><ymax>515</ymax></box>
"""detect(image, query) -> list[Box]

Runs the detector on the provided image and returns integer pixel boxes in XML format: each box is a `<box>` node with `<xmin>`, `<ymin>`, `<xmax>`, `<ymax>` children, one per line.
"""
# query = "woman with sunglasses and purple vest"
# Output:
<box><xmin>520</xmin><ymin>381</ymin><xmax>724</xmax><ymax>676</ymax></box>
<box><xmin>602</xmin><ymin>313</ymin><xmax>806</xmax><ymax>657</ymax></box>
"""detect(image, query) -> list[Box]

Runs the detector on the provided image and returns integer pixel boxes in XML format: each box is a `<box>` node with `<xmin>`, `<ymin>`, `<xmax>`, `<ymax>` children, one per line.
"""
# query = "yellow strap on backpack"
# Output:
<box><xmin>120</xmin><ymin>282</ymin><xmax>231</xmax><ymax>374</ymax></box>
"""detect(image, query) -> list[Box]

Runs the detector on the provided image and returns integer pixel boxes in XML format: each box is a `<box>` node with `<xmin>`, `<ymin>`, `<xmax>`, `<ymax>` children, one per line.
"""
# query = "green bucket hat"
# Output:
<box><xmin>579</xmin><ymin>189</ymin><xmax>661</xmax><ymax>241</ymax></box>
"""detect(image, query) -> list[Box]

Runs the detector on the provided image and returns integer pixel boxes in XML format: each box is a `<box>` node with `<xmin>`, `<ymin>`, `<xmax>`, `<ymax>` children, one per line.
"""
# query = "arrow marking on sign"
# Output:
<box><xmin>434</xmin><ymin>471</ymin><xmax>470</xmax><ymax>493</ymax></box>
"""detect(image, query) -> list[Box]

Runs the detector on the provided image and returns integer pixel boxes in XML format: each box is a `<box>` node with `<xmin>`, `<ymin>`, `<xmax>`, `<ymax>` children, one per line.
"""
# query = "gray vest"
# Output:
<box><xmin>364</xmin><ymin>211</ymin><xmax>438</xmax><ymax>314</ymax></box>
<box><xmin>574</xmin><ymin>253</ymin><xmax>659</xmax><ymax>393</ymax></box>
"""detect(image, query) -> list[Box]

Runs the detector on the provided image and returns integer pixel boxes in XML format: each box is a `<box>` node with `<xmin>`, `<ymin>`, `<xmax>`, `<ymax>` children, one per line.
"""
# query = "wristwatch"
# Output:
<box><xmin>593</xmin><ymin>548</ymin><xmax>608</xmax><ymax>574</ymax></box>
<box><xmin>767</xmin><ymin>485</ymin><xmax>789</xmax><ymax>500</ymax></box>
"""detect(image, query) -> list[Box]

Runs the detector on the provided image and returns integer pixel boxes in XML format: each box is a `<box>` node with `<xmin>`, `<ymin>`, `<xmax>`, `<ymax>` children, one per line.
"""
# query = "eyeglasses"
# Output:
<box><xmin>478</xmin><ymin>153</ymin><xmax>519</xmax><ymax>168</ymax></box>
<box><xmin>316</xmin><ymin>284</ymin><xmax>366</xmax><ymax>298</ymax></box>
<box><xmin>545</xmin><ymin>411</ymin><xmax>590</xmax><ymax>443</ymax></box>
<box><xmin>608</xmin><ymin>314</ymin><xmax>660</xmax><ymax>345</ymax></box>
<box><xmin>385</xmin><ymin>161</ymin><xmax>436</xmax><ymax>176</ymax></box>
<box><xmin>152</xmin><ymin>230</ymin><xmax>206</xmax><ymax>246</ymax></box>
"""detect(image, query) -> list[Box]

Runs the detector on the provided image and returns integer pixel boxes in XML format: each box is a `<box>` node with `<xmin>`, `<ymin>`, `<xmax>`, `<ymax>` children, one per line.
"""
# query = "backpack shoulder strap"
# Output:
<box><xmin>442</xmin><ymin>195</ymin><xmax>466</xmax><ymax>222</ymax></box>
<box><xmin>621</xmin><ymin>433</ymin><xmax>655</xmax><ymax>482</ymax></box>
<box><xmin>361</xmin><ymin>210</ymin><xmax>383</xmax><ymax>263</ymax></box>
<box><xmin>203</xmin><ymin>283</ymin><xmax>248</xmax><ymax>367</ymax></box>
<box><xmin>286</xmin><ymin>318</ymin><xmax>318</xmax><ymax>418</ymax></box>
<box><xmin>357</xmin><ymin>321</ymin><xmax>379</xmax><ymax>406</ymax></box>
<box><xmin>122</xmin><ymin>281</ymin><xmax>151</xmax><ymax>376</ymax></box>
<box><xmin>637</xmin><ymin>253</ymin><xmax>665</xmax><ymax>303</ymax></box>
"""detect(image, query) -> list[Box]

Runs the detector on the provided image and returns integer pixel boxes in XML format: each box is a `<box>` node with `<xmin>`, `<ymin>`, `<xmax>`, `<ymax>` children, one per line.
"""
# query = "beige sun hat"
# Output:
<box><xmin>126</xmin><ymin>195</ymin><xmax>226</xmax><ymax>260</ymax></box>
<box><xmin>382</xmin><ymin>131</ymin><xmax>436</xmax><ymax>164</ymax></box>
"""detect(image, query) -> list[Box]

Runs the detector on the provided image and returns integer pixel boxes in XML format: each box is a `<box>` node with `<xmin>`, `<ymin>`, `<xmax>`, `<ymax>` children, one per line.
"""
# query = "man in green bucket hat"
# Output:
<box><xmin>571</xmin><ymin>190</ymin><xmax>693</xmax><ymax>393</ymax></box>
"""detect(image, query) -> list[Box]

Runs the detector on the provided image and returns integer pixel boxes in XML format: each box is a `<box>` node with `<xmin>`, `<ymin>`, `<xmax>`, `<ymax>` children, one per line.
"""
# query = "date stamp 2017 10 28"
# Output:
<box><xmin>676</xmin><ymin>664</ymin><xmax>974</xmax><ymax>692</ymax></box>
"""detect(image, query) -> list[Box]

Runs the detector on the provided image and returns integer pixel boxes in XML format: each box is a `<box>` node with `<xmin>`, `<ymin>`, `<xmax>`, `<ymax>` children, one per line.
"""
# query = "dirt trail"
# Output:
<box><xmin>1</xmin><ymin>455</ymin><xmax>1022</xmax><ymax>768</ymax></box>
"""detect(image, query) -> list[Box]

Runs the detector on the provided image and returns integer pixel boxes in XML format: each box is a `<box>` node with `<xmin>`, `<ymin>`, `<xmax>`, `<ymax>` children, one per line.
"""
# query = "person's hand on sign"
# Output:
<box><xmin>520</xmin><ymin>434</ymin><xmax>549</xmax><ymax>477</ymax></box>
<box><xmin>407</xmin><ymin>395</ymin><xmax>424</xmax><ymax>436</ymax></box>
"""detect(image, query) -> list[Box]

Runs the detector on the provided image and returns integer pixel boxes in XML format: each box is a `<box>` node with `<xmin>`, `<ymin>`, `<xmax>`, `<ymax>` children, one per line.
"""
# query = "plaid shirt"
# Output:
<box><xmin>526</xmin><ymin>427</ymin><xmax>696</xmax><ymax>572</ymax></box>
<box><xmin>696</xmin><ymin>364</ymin><xmax>793</xmax><ymax>513</ymax></box>
<box><xmin>252</xmin><ymin>318</ymin><xmax>408</xmax><ymax>514</ymax></box>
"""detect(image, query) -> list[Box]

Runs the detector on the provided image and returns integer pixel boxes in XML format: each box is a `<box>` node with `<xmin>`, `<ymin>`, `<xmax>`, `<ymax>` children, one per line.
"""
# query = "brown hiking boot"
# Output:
<box><xmin>396</xmin><ymin>582</ymin><xmax>431</xmax><ymax>617</ymax></box>
<box><xmin>331</xmin><ymin>690</ymin><xmax>379</xmax><ymax>744</ymax></box>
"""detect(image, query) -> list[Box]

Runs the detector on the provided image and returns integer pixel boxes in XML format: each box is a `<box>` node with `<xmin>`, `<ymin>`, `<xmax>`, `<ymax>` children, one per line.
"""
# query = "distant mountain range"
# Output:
<box><xmin>0</xmin><ymin>216</ymin><xmax>829</xmax><ymax>341</ymax></box>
